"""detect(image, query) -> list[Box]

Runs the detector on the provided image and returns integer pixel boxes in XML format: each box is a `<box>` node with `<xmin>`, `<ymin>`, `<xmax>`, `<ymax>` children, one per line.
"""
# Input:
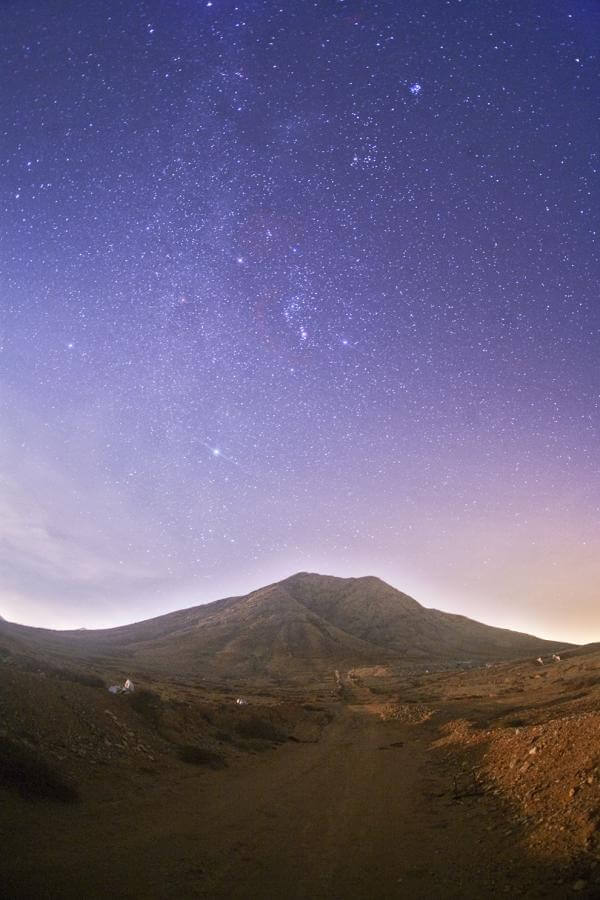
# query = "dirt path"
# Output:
<box><xmin>2</xmin><ymin>702</ymin><xmax>577</xmax><ymax>899</ymax></box>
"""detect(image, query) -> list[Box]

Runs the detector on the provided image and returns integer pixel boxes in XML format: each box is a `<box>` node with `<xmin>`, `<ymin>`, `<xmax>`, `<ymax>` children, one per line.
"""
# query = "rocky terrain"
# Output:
<box><xmin>418</xmin><ymin>647</ymin><xmax>600</xmax><ymax>881</ymax></box>
<box><xmin>1</xmin><ymin>574</ymin><xmax>597</xmax><ymax>898</ymax></box>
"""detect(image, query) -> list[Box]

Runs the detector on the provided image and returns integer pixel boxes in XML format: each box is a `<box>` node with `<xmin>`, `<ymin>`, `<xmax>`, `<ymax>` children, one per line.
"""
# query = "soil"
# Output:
<box><xmin>2</xmin><ymin>647</ymin><xmax>600</xmax><ymax>898</ymax></box>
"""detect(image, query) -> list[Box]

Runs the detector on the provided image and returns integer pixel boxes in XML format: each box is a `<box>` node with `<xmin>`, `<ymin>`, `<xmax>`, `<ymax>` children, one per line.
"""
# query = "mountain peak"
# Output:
<box><xmin>282</xmin><ymin>571</ymin><xmax>385</xmax><ymax>589</ymax></box>
<box><xmin>0</xmin><ymin>572</ymin><xmax>570</xmax><ymax>683</ymax></box>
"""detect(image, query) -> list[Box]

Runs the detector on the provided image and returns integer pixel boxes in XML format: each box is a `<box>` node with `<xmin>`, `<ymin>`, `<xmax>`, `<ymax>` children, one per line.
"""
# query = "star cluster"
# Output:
<box><xmin>1</xmin><ymin>0</ymin><xmax>599</xmax><ymax>640</ymax></box>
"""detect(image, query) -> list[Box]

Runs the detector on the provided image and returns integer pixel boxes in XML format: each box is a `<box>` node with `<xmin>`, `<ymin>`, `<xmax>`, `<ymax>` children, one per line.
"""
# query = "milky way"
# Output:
<box><xmin>1</xmin><ymin>1</ymin><xmax>599</xmax><ymax>639</ymax></box>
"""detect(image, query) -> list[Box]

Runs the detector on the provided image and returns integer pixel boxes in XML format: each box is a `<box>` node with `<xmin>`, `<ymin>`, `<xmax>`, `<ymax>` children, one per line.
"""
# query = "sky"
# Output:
<box><xmin>1</xmin><ymin>0</ymin><xmax>599</xmax><ymax>643</ymax></box>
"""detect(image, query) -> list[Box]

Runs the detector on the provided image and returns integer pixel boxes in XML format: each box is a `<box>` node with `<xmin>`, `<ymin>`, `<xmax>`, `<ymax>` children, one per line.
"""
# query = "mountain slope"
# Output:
<box><xmin>0</xmin><ymin>573</ymin><xmax>570</xmax><ymax>682</ymax></box>
<box><xmin>280</xmin><ymin>573</ymin><xmax>564</xmax><ymax>659</ymax></box>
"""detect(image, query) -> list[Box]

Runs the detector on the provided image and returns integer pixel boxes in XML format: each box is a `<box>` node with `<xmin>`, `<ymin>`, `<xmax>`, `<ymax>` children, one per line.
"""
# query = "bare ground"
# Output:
<box><xmin>3</xmin><ymin>687</ymin><xmax>598</xmax><ymax>899</ymax></box>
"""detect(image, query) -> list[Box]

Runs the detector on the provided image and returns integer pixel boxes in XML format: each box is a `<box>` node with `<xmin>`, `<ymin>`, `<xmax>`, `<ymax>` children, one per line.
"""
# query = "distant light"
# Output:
<box><xmin>409</xmin><ymin>83</ymin><xmax>422</xmax><ymax>96</ymax></box>
<box><xmin>213</xmin><ymin>448</ymin><xmax>220</xmax><ymax>456</ymax></box>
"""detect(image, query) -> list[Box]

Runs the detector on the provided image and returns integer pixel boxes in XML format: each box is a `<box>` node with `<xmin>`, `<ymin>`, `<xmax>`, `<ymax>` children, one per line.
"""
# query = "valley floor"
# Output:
<box><xmin>2</xmin><ymin>697</ymin><xmax>593</xmax><ymax>900</ymax></box>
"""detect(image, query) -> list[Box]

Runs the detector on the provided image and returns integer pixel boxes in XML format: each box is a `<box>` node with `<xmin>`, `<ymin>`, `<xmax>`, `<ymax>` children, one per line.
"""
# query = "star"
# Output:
<box><xmin>2</xmin><ymin>0</ymin><xmax>596</xmax><ymax>645</ymax></box>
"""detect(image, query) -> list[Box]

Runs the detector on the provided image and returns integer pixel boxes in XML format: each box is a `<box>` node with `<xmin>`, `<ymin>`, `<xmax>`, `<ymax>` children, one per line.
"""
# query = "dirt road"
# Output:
<box><xmin>2</xmin><ymin>702</ymin><xmax>580</xmax><ymax>899</ymax></box>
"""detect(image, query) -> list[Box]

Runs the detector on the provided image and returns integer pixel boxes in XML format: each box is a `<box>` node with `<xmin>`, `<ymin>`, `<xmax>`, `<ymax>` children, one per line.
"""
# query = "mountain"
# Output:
<box><xmin>0</xmin><ymin>573</ymin><xmax>570</xmax><ymax>684</ymax></box>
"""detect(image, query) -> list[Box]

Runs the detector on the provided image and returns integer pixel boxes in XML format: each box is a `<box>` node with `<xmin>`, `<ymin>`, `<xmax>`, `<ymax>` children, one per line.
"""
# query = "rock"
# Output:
<box><xmin>573</xmin><ymin>879</ymin><xmax>587</xmax><ymax>891</ymax></box>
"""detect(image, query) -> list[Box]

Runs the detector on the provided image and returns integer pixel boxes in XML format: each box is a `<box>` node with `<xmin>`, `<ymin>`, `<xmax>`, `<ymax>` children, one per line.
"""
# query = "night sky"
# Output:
<box><xmin>1</xmin><ymin>1</ymin><xmax>599</xmax><ymax>641</ymax></box>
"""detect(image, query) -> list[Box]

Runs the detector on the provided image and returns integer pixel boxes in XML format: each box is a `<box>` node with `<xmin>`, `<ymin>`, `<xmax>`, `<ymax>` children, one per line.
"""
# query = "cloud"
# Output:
<box><xmin>2</xmin><ymin>488</ymin><xmax>140</xmax><ymax>585</ymax></box>
<box><xmin>0</xmin><ymin>394</ymin><xmax>175</xmax><ymax>627</ymax></box>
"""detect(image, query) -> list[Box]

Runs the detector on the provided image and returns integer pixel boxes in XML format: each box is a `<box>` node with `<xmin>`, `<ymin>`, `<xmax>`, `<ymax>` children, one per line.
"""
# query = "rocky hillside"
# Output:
<box><xmin>0</xmin><ymin>573</ymin><xmax>570</xmax><ymax>684</ymax></box>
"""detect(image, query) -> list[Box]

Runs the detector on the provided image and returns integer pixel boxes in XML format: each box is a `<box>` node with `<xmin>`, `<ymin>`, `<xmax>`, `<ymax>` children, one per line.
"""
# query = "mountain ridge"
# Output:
<box><xmin>0</xmin><ymin>572</ymin><xmax>571</xmax><ymax>684</ymax></box>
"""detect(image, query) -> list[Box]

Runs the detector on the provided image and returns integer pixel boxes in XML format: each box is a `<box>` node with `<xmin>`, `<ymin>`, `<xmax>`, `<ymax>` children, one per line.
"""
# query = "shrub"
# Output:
<box><xmin>177</xmin><ymin>745</ymin><xmax>227</xmax><ymax>768</ymax></box>
<box><xmin>0</xmin><ymin>737</ymin><xmax>78</xmax><ymax>802</ymax></box>
<box><xmin>53</xmin><ymin>667</ymin><xmax>105</xmax><ymax>688</ymax></box>
<box><xmin>235</xmin><ymin>717</ymin><xmax>287</xmax><ymax>743</ymax></box>
<box><xmin>127</xmin><ymin>689</ymin><xmax>162</xmax><ymax>726</ymax></box>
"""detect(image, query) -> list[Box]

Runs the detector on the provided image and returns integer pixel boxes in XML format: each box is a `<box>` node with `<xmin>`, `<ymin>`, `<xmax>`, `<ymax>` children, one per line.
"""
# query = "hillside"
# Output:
<box><xmin>0</xmin><ymin>573</ymin><xmax>569</xmax><ymax>684</ymax></box>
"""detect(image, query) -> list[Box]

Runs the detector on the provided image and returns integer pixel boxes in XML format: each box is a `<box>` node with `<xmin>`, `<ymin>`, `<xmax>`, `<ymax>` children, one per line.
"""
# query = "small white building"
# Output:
<box><xmin>108</xmin><ymin>678</ymin><xmax>135</xmax><ymax>694</ymax></box>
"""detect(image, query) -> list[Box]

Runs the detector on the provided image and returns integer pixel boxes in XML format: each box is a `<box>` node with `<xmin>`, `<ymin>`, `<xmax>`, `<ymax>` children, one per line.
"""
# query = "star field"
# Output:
<box><xmin>1</xmin><ymin>0</ymin><xmax>599</xmax><ymax>640</ymax></box>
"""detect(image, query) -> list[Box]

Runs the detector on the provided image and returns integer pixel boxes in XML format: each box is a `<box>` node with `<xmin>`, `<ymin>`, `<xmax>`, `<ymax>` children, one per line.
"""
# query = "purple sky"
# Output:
<box><xmin>1</xmin><ymin>0</ymin><xmax>599</xmax><ymax>642</ymax></box>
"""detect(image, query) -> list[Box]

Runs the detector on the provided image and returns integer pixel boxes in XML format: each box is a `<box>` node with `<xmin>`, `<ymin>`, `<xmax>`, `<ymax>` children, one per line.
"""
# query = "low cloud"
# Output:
<box><xmin>0</xmin><ymin>399</ymin><xmax>176</xmax><ymax>627</ymax></box>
